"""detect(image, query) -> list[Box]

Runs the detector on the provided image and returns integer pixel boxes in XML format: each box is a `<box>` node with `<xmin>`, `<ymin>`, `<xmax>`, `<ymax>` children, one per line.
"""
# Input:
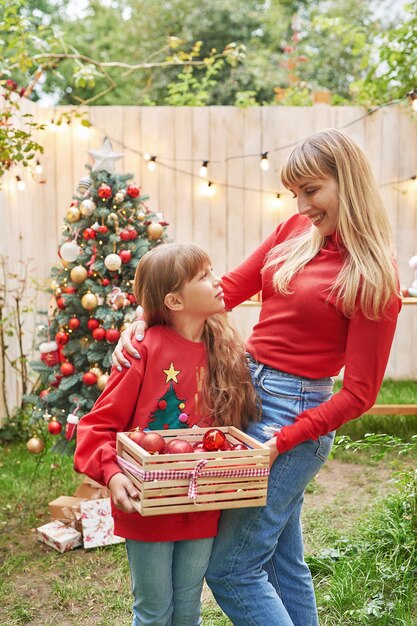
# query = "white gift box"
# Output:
<box><xmin>37</xmin><ymin>520</ymin><xmax>82</xmax><ymax>553</ymax></box>
<box><xmin>80</xmin><ymin>498</ymin><xmax>124</xmax><ymax>549</ymax></box>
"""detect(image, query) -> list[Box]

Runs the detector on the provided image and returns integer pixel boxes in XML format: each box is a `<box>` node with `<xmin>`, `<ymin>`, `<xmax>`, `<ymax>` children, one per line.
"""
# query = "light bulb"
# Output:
<box><xmin>274</xmin><ymin>193</ymin><xmax>283</xmax><ymax>208</ymax></box>
<box><xmin>16</xmin><ymin>176</ymin><xmax>26</xmax><ymax>191</ymax></box>
<box><xmin>35</xmin><ymin>160</ymin><xmax>43</xmax><ymax>175</ymax></box>
<box><xmin>199</xmin><ymin>161</ymin><xmax>209</xmax><ymax>177</ymax></box>
<box><xmin>147</xmin><ymin>157</ymin><xmax>156</xmax><ymax>172</ymax></box>
<box><xmin>202</xmin><ymin>181</ymin><xmax>215</xmax><ymax>197</ymax></box>
<box><xmin>260</xmin><ymin>152</ymin><xmax>269</xmax><ymax>171</ymax></box>
<box><xmin>143</xmin><ymin>152</ymin><xmax>151</xmax><ymax>161</ymax></box>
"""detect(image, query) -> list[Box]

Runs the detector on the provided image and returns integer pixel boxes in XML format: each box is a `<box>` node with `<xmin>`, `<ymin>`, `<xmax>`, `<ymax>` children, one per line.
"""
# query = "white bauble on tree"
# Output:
<box><xmin>60</xmin><ymin>241</ymin><xmax>80</xmax><ymax>262</ymax></box>
<box><xmin>79</xmin><ymin>199</ymin><xmax>96</xmax><ymax>216</ymax></box>
<box><xmin>104</xmin><ymin>253</ymin><xmax>122</xmax><ymax>271</ymax></box>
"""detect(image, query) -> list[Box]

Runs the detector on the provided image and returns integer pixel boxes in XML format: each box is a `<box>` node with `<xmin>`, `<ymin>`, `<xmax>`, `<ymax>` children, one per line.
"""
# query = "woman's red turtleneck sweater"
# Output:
<box><xmin>222</xmin><ymin>214</ymin><xmax>401</xmax><ymax>454</ymax></box>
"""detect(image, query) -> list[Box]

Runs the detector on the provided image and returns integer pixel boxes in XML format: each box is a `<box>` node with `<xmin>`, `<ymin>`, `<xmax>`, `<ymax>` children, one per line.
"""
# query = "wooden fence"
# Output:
<box><xmin>1</xmin><ymin>102</ymin><xmax>416</xmax><ymax>415</ymax></box>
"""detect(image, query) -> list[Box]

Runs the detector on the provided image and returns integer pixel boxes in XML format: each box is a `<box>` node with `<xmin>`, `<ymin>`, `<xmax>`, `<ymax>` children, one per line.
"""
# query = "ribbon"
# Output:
<box><xmin>117</xmin><ymin>455</ymin><xmax>269</xmax><ymax>500</ymax></box>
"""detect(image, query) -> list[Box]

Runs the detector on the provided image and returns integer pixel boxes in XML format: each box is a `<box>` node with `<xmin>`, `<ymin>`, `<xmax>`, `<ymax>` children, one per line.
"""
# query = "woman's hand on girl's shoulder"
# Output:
<box><xmin>112</xmin><ymin>319</ymin><xmax>148</xmax><ymax>369</ymax></box>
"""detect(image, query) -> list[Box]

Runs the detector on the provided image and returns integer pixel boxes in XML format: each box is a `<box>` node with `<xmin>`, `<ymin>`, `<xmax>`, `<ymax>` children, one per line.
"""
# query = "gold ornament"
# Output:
<box><xmin>26</xmin><ymin>436</ymin><xmax>45</xmax><ymax>455</ymax></box>
<box><xmin>81</xmin><ymin>292</ymin><xmax>98</xmax><ymax>310</ymax></box>
<box><xmin>107</xmin><ymin>212</ymin><xmax>120</xmax><ymax>233</ymax></box>
<box><xmin>70</xmin><ymin>265</ymin><xmax>88</xmax><ymax>283</ymax></box>
<box><xmin>137</xmin><ymin>211</ymin><xmax>145</xmax><ymax>221</ymax></box>
<box><xmin>113</xmin><ymin>190</ymin><xmax>126</xmax><ymax>204</ymax></box>
<box><xmin>66</xmin><ymin>206</ymin><xmax>81</xmax><ymax>223</ymax></box>
<box><xmin>97</xmin><ymin>373</ymin><xmax>110</xmax><ymax>391</ymax></box>
<box><xmin>89</xmin><ymin>366</ymin><xmax>103</xmax><ymax>378</ymax></box>
<box><xmin>147</xmin><ymin>222</ymin><xmax>164</xmax><ymax>240</ymax></box>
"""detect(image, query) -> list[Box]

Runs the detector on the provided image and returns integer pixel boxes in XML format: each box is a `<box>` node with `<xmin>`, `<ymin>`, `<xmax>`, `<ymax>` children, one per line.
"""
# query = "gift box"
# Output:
<box><xmin>74</xmin><ymin>476</ymin><xmax>110</xmax><ymax>500</ymax></box>
<box><xmin>48</xmin><ymin>495</ymin><xmax>85</xmax><ymax>533</ymax></box>
<box><xmin>37</xmin><ymin>520</ymin><xmax>82</xmax><ymax>553</ymax></box>
<box><xmin>80</xmin><ymin>498</ymin><xmax>124</xmax><ymax>549</ymax></box>
<box><xmin>116</xmin><ymin>426</ymin><xmax>270</xmax><ymax>517</ymax></box>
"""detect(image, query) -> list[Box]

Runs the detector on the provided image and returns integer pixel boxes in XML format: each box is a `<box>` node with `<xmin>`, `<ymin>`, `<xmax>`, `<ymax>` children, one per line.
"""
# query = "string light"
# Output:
<box><xmin>260</xmin><ymin>152</ymin><xmax>269</xmax><ymax>171</ymax></box>
<box><xmin>199</xmin><ymin>160</ymin><xmax>209</xmax><ymax>177</ymax></box>
<box><xmin>143</xmin><ymin>152</ymin><xmax>151</xmax><ymax>161</ymax></box>
<box><xmin>202</xmin><ymin>181</ymin><xmax>215</xmax><ymax>197</ymax></box>
<box><xmin>411</xmin><ymin>176</ymin><xmax>417</xmax><ymax>188</ymax></box>
<box><xmin>34</xmin><ymin>160</ymin><xmax>43</xmax><ymax>175</ymax></box>
<box><xmin>16</xmin><ymin>176</ymin><xmax>26</xmax><ymax>191</ymax></box>
<box><xmin>147</xmin><ymin>156</ymin><xmax>156</xmax><ymax>172</ymax></box>
<box><xmin>76</xmin><ymin>123</ymin><xmax>90</xmax><ymax>139</ymax></box>
<box><xmin>49</xmin><ymin>117</ymin><xmax>58</xmax><ymax>131</ymax></box>
<box><xmin>407</xmin><ymin>89</ymin><xmax>417</xmax><ymax>112</ymax></box>
<box><xmin>274</xmin><ymin>193</ymin><xmax>283</xmax><ymax>208</ymax></box>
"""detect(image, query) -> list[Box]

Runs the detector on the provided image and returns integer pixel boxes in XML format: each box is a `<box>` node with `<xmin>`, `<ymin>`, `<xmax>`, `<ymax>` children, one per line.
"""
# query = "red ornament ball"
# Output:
<box><xmin>119</xmin><ymin>250</ymin><xmax>132</xmax><ymax>264</ymax></box>
<box><xmin>98</xmin><ymin>225</ymin><xmax>109</xmax><ymax>234</ymax></box>
<box><xmin>82</xmin><ymin>372</ymin><xmax>98</xmax><ymax>386</ymax></box>
<box><xmin>129</xmin><ymin>429</ymin><xmax>146</xmax><ymax>446</ymax></box>
<box><xmin>87</xmin><ymin>318</ymin><xmax>100</xmax><ymax>330</ymax></box>
<box><xmin>233</xmin><ymin>443</ymin><xmax>248</xmax><ymax>451</ymax></box>
<box><xmin>62</xmin><ymin>286</ymin><xmax>77</xmax><ymax>294</ymax></box>
<box><xmin>68</xmin><ymin>317</ymin><xmax>80</xmax><ymax>330</ymax></box>
<box><xmin>56</xmin><ymin>297</ymin><xmax>66</xmax><ymax>310</ymax></box>
<box><xmin>106</xmin><ymin>328</ymin><xmax>120</xmax><ymax>343</ymax></box>
<box><xmin>165</xmin><ymin>439</ymin><xmax>194</xmax><ymax>454</ymax></box>
<box><xmin>129</xmin><ymin>229</ymin><xmax>138</xmax><ymax>240</ymax></box>
<box><xmin>101</xmin><ymin>278</ymin><xmax>110</xmax><ymax>287</ymax></box>
<box><xmin>158</xmin><ymin>400</ymin><xmax>167</xmax><ymax>410</ymax></box>
<box><xmin>55</xmin><ymin>330</ymin><xmax>69</xmax><ymax>345</ymax></box>
<box><xmin>140</xmin><ymin>432</ymin><xmax>166</xmax><ymax>455</ymax></box>
<box><xmin>83</xmin><ymin>227</ymin><xmax>96</xmax><ymax>240</ymax></box>
<box><xmin>126</xmin><ymin>184</ymin><xmax>140</xmax><ymax>198</ymax></box>
<box><xmin>202</xmin><ymin>428</ymin><xmax>227</xmax><ymax>451</ymax></box>
<box><xmin>60</xmin><ymin>362</ymin><xmax>75</xmax><ymax>376</ymax></box>
<box><xmin>39</xmin><ymin>389</ymin><xmax>50</xmax><ymax>400</ymax></box>
<box><xmin>120</xmin><ymin>230</ymin><xmax>132</xmax><ymax>242</ymax></box>
<box><xmin>127</xmin><ymin>293</ymin><xmax>136</xmax><ymax>304</ymax></box>
<box><xmin>48</xmin><ymin>418</ymin><xmax>62</xmax><ymax>435</ymax></box>
<box><xmin>98</xmin><ymin>183</ymin><xmax>112</xmax><ymax>199</ymax></box>
<box><xmin>92</xmin><ymin>326</ymin><xmax>106</xmax><ymax>341</ymax></box>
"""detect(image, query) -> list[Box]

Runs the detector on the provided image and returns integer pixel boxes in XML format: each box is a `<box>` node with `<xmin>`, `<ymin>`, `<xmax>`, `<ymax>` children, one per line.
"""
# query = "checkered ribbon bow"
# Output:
<box><xmin>116</xmin><ymin>455</ymin><xmax>269</xmax><ymax>500</ymax></box>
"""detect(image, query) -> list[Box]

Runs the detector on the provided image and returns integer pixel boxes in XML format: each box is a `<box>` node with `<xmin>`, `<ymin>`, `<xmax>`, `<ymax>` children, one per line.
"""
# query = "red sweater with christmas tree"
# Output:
<box><xmin>222</xmin><ymin>214</ymin><xmax>401</xmax><ymax>454</ymax></box>
<box><xmin>74</xmin><ymin>326</ymin><xmax>219</xmax><ymax>542</ymax></box>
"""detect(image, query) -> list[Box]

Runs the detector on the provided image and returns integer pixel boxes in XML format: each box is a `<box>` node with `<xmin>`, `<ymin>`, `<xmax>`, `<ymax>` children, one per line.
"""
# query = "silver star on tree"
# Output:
<box><xmin>88</xmin><ymin>137</ymin><xmax>124</xmax><ymax>173</ymax></box>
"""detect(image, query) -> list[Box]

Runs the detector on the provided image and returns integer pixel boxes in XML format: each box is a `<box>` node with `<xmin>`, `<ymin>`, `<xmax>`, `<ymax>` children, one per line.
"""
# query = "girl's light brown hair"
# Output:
<box><xmin>265</xmin><ymin>128</ymin><xmax>398</xmax><ymax>319</ymax></box>
<box><xmin>134</xmin><ymin>243</ymin><xmax>259</xmax><ymax>429</ymax></box>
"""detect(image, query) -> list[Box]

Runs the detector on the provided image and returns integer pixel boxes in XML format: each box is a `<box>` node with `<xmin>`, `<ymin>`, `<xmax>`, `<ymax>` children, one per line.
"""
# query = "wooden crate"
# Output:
<box><xmin>116</xmin><ymin>427</ymin><xmax>270</xmax><ymax>516</ymax></box>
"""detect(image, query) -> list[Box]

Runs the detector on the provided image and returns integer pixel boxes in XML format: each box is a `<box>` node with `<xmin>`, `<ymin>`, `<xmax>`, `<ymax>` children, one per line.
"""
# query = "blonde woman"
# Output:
<box><xmin>112</xmin><ymin>129</ymin><xmax>401</xmax><ymax>625</ymax></box>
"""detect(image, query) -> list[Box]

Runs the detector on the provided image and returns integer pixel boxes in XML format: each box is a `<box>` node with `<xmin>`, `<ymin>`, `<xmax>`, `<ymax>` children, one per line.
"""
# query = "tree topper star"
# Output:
<box><xmin>88</xmin><ymin>137</ymin><xmax>124</xmax><ymax>174</ymax></box>
<box><xmin>163</xmin><ymin>362</ymin><xmax>181</xmax><ymax>384</ymax></box>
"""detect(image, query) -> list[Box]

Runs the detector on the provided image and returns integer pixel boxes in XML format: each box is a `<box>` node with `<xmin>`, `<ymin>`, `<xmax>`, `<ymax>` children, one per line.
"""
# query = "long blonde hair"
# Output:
<box><xmin>265</xmin><ymin>128</ymin><xmax>398</xmax><ymax>319</ymax></box>
<box><xmin>134</xmin><ymin>243</ymin><xmax>259</xmax><ymax>429</ymax></box>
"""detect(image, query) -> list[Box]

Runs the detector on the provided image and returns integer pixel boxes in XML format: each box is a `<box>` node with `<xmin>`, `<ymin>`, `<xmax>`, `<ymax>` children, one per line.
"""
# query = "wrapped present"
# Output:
<box><xmin>48</xmin><ymin>495</ymin><xmax>85</xmax><ymax>533</ymax></box>
<box><xmin>74</xmin><ymin>476</ymin><xmax>110</xmax><ymax>500</ymax></box>
<box><xmin>37</xmin><ymin>520</ymin><xmax>82</xmax><ymax>553</ymax></box>
<box><xmin>80</xmin><ymin>498</ymin><xmax>124</xmax><ymax>549</ymax></box>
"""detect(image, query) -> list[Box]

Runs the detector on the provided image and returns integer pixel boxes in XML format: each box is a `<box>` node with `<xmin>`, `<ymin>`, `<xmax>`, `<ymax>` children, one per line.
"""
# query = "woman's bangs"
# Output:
<box><xmin>281</xmin><ymin>146</ymin><xmax>331</xmax><ymax>189</ymax></box>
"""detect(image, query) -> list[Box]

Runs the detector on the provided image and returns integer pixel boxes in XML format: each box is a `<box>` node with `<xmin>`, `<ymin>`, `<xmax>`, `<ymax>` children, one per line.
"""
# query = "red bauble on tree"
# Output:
<box><xmin>126</xmin><ymin>184</ymin><xmax>140</xmax><ymax>198</ymax></box>
<box><xmin>39</xmin><ymin>389</ymin><xmax>50</xmax><ymax>400</ymax></box>
<box><xmin>82</xmin><ymin>372</ymin><xmax>98</xmax><ymax>386</ymax></box>
<box><xmin>101</xmin><ymin>278</ymin><xmax>110</xmax><ymax>287</ymax></box>
<box><xmin>83</xmin><ymin>228</ymin><xmax>96</xmax><ymax>240</ymax></box>
<box><xmin>120</xmin><ymin>229</ymin><xmax>132</xmax><ymax>241</ymax></box>
<box><xmin>68</xmin><ymin>317</ymin><xmax>80</xmax><ymax>330</ymax></box>
<box><xmin>106</xmin><ymin>328</ymin><xmax>120</xmax><ymax>343</ymax></box>
<box><xmin>119</xmin><ymin>250</ymin><xmax>132</xmax><ymax>264</ymax></box>
<box><xmin>62</xmin><ymin>286</ymin><xmax>77</xmax><ymax>294</ymax></box>
<box><xmin>55</xmin><ymin>330</ymin><xmax>69</xmax><ymax>345</ymax></box>
<box><xmin>98</xmin><ymin>183</ymin><xmax>112</xmax><ymax>199</ymax></box>
<box><xmin>92</xmin><ymin>326</ymin><xmax>106</xmax><ymax>341</ymax></box>
<box><xmin>56</xmin><ymin>297</ymin><xmax>66</xmax><ymax>310</ymax></box>
<box><xmin>60</xmin><ymin>362</ymin><xmax>75</xmax><ymax>376</ymax></box>
<box><xmin>48</xmin><ymin>417</ymin><xmax>63</xmax><ymax>435</ymax></box>
<box><xmin>98</xmin><ymin>225</ymin><xmax>108</xmax><ymax>234</ymax></box>
<box><xmin>87</xmin><ymin>318</ymin><xmax>100</xmax><ymax>330</ymax></box>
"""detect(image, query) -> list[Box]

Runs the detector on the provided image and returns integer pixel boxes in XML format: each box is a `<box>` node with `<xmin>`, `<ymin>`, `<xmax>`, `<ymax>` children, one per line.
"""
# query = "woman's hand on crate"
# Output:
<box><xmin>264</xmin><ymin>437</ymin><xmax>279</xmax><ymax>467</ymax></box>
<box><xmin>108</xmin><ymin>473</ymin><xmax>139</xmax><ymax>513</ymax></box>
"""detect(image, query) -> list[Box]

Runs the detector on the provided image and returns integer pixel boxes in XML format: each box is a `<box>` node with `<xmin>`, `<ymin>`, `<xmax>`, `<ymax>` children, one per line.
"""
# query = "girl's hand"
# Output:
<box><xmin>111</xmin><ymin>319</ymin><xmax>148</xmax><ymax>369</ymax></box>
<box><xmin>264</xmin><ymin>437</ymin><xmax>279</xmax><ymax>467</ymax></box>
<box><xmin>108</xmin><ymin>473</ymin><xmax>139</xmax><ymax>513</ymax></box>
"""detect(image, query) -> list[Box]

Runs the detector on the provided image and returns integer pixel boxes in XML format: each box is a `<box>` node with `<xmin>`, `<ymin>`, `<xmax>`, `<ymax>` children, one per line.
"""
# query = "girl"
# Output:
<box><xmin>74</xmin><ymin>242</ymin><xmax>259</xmax><ymax>626</ymax></box>
<box><xmin>113</xmin><ymin>129</ymin><xmax>401</xmax><ymax>625</ymax></box>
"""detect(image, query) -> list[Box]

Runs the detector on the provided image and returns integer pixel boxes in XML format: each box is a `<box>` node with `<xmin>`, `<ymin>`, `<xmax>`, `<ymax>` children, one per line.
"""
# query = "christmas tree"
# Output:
<box><xmin>149</xmin><ymin>382</ymin><xmax>188</xmax><ymax>430</ymax></box>
<box><xmin>26</xmin><ymin>138</ymin><xmax>169</xmax><ymax>453</ymax></box>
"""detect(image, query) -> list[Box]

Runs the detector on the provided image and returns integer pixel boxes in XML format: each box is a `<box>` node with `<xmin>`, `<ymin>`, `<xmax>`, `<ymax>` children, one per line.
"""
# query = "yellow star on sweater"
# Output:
<box><xmin>163</xmin><ymin>362</ymin><xmax>181</xmax><ymax>384</ymax></box>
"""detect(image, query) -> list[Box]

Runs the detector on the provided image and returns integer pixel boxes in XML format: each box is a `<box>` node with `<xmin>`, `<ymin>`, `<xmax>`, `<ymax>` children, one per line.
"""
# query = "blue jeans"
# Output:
<box><xmin>206</xmin><ymin>357</ymin><xmax>335</xmax><ymax>626</ymax></box>
<box><xmin>126</xmin><ymin>537</ymin><xmax>214</xmax><ymax>626</ymax></box>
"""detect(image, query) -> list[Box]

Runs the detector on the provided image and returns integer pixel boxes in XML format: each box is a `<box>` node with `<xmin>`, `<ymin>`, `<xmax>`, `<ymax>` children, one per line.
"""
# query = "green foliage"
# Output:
<box><xmin>352</xmin><ymin>3</ymin><xmax>417</xmax><ymax>104</ymax></box>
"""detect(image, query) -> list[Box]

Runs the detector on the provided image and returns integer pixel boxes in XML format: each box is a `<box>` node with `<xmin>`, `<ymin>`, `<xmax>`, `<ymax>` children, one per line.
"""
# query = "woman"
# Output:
<box><xmin>112</xmin><ymin>129</ymin><xmax>401</xmax><ymax>625</ymax></box>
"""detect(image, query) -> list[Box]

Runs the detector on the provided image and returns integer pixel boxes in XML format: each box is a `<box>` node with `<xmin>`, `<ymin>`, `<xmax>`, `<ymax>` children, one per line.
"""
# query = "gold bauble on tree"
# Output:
<box><xmin>70</xmin><ymin>265</ymin><xmax>88</xmax><ymax>283</ymax></box>
<box><xmin>90</xmin><ymin>366</ymin><xmax>103</xmax><ymax>378</ymax></box>
<box><xmin>147</xmin><ymin>222</ymin><xmax>164</xmax><ymax>240</ymax></box>
<box><xmin>26</xmin><ymin>436</ymin><xmax>45</xmax><ymax>455</ymax></box>
<box><xmin>81</xmin><ymin>292</ymin><xmax>98</xmax><ymax>311</ymax></box>
<box><xmin>97</xmin><ymin>373</ymin><xmax>110</xmax><ymax>391</ymax></box>
<box><xmin>66</xmin><ymin>206</ymin><xmax>81</xmax><ymax>223</ymax></box>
